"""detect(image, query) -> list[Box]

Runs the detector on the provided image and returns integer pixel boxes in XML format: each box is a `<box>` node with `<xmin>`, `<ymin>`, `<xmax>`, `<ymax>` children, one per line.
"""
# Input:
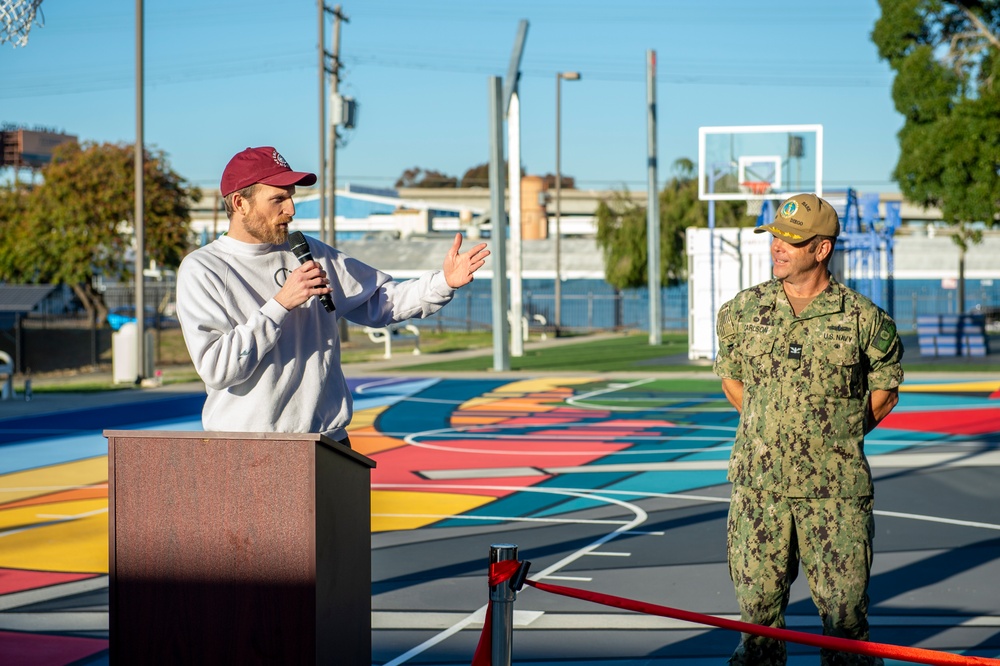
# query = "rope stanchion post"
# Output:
<box><xmin>488</xmin><ymin>544</ymin><xmax>518</xmax><ymax>666</ymax></box>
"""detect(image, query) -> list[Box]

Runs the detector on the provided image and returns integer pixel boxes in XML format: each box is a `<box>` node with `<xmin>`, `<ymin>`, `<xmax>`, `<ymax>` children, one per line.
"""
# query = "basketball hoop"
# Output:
<box><xmin>739</xmin><ymin>181</ymin><xmax>772</xmax><ymax>217</ymax></box>
<box><xmin>0</xmin><ymin>0</ymin><xmax>44</xmax><ymax>48</ymax></box>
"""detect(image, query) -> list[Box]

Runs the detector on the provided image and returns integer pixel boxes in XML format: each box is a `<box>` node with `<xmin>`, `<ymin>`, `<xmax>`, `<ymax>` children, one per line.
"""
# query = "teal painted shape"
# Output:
<box><xmin>434</xmin><ymin>471</ymin><xmax>633</xmax><ymax>527</ymax></box>
<box><xmin>376</xmin><ymin>378</ymin><xmax>509</xmax><ymax>436</ymax></box>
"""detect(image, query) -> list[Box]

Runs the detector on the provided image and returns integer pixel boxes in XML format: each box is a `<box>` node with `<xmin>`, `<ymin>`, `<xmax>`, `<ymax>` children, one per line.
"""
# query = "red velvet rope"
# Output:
<box><xmin>471</xmin><ymin>560</ymin><xmax>1000</xmax><ymax>666</ymax></box>
<box><xmin>471</xmin><ymin>561</ymin><xmax>521</xmax><ymax>666</ymax></box>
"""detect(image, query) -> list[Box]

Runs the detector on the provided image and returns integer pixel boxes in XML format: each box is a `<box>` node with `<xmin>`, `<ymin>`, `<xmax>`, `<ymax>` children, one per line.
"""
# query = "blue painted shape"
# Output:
<box><xmin>0</xmin><ymin>394</ymin><xmax>206</xmax><ymax>447</ymax></box>
<box><xmin>352</xmin><ymin>378</ymin><xmax>441</xmax><ymax>413</ymax></box>
<box><xmin>0</xmin><ymin>438</ymin><xmax>109</xmax><ymax>475</ymax></box>
<box><xmin>608</xmin><ymin>470</ymin><xmax>730</xmax><ymax>496</ymax></box>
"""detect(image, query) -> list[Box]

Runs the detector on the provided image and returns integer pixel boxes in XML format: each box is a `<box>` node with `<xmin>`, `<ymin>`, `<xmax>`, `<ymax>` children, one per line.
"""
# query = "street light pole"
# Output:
<box><xmin>554</xmin><ymin>71</ymin><xmax>580</xmax><ymax>332</ymax></box>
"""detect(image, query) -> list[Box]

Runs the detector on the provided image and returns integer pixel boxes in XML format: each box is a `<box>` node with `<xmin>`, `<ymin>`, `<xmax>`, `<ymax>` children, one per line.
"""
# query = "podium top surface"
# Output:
<box><xmin>103</xmin><ymin>429</ymin><xmax>375</xmax><ymax>468</ymax></box>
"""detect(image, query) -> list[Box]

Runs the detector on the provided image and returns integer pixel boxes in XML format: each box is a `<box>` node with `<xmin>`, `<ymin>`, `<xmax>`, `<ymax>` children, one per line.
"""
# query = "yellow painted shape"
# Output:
<box><xmin>461</xmin><ymin>396</ymin><xmax>508</xmax><ymax>410</ymax></box>
<box><xmin>901</xmin><ymin>380</ymin><xmax>1000</xmax><ymax>394</ymax></box>
<box><xmin>349</xmin><ymin>405</ymin><xmax>386</xmax><ymax>430</ymax></box>
<box><xmin>452</xmin><ymin>416</ymin><xmax>510</xmax><ymax>425</ymax></box>
<box><xmin>350</xmin><ymin>426</ymin><xmax>407</xmax><ymax>456</ymax></box>
<box><xmin>0</xmin><ymin>499</ymin><xmax>108</xmax><ymax>573</ymax></box>
<box><xmin>491</xmin><ymin>377</ymin><xmax>592</xmax><ymax>394</ymax></box>
<box><xmin>371</xmin><ymin>490</ymin><xmax>492</xmax><ymax>533</ymax></box>
<box><xmin>3</xmin><ymin>484</ymin><xmax>107</xmax><ymax>510</ymax></box>
<box><xmin>0</xmin><ymin>457</ymin><xmax>107</xmax><ymax>507</ymax></box>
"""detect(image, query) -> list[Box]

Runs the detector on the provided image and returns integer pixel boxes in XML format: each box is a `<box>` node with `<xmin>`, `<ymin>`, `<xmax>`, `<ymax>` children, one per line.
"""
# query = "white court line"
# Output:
<box><xmin>875</xmin><ymin>510</ymin><xmax>1000</xmax><ymax>531</ymax></box>
<box><xmin>0</xmin><ymin>612</ymin><xmax>107</xmax><ymax>632</ymax></box>
<box><xmin>373</xmin><ymin>611</ymin><xmax>1000</xmax><ymax>631</ymax></box>
<box><xmin>35</xmin><ymin>508</ymin><xmax>108</xmax><ymax>520</ymax></box>
<box><xmin>0</xmin><ymin>576</ymin><xmax>108</xmax><ymax>612</ymax></box>
<box><xmin>541</xmin><ymin>575</ymin><xmax>593</xmax><ymax>582</ymax></box>
<box><xmin>419</xmin><ymin>450</ymin><xmax>1000</xmax><ymax>480</ymax></box>
<box><xmin>0</xmin><ymin>484</ymin><xmax>106</xmax><ymax>493</ymax></box>
<box><xmin>354</xmin><ymin>377</ymin><xmax>433</xmax><ymax>394</ymax></box>
<box><xmin>374</xmin><ymin>479</ymin><xmax>1000</xmax><ymax>664</ymax></box>
<box><xmin>373</xmin><ymin>513</ymin><xmax>629</xmax><ymax>526</ymax></box>
<box><xmin>379</xmin><ymin>484</ymin><xmax>649</xmax><ymax>666</ymax></box>
<box><xmin>585</xmin><ymin>551</ymin><xmax>632</xmax><ymax>557</ymax></box>
<box><xmin>0</xmin><ymin>507</ymin><xmax>108</xmax><ymax>540</ymax></box>
<box><xmin>566</xmin><ymin>378</ymin><xmax>656</xmax><ymax>410</ymax></box>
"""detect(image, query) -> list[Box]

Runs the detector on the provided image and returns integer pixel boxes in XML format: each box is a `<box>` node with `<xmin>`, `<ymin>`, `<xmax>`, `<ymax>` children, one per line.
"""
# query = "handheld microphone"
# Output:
<box><xmin>287</xmin><ymin>231</ymin><xmax>335</xmax><ymax>312</ymax></box>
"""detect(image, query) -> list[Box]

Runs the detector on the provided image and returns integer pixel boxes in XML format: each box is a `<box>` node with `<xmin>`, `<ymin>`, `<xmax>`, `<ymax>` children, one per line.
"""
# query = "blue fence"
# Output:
<box><xmin>413</xmin><ymin>277</ymin><xmax>1000</xmax><ymax>335</ymax></box>
<box><xmin>97</xmin><ymin>276</ymin><xmax>1000</xmax><ymax>336</ymax></box>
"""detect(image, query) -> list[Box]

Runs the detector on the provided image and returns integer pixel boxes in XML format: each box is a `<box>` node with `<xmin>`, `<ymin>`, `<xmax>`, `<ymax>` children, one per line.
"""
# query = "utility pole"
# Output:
<box><xmin>504</xmin><ymin>20</ymin><xmax>528</xmax><ymax>357</ymax></box>
<box><xmin>323</xmin><ymin>4</ymin><xmax>349</xmax><ymax>341</ymax></box>
<box><xmin>489</xmin><ymin>76</ymin><xmax>511</xmax><ymax>372</ymax></box>
<box><xmin>325</xmin><ymin>4</ymin><xmax>348</xmax><ymax>249</ymax></box>
<box><xmin>646</xmin><ymin>50</ymin><xmax>662</xmax><ymax>345</ymax></box>
<box><xmin>134</xmin><ymin>0</ymin><xmax>146</xmax><ymax>383</ymax></box>
<box><xmin>317</xmin><ymin>1</ymin><xmax>326</xmax><ymax>244</ymax></box>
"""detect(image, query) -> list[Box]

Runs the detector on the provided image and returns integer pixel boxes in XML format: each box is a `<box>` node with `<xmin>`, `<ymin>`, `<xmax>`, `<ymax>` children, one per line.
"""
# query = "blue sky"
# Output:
<box><xmin>1</xmin><ymin>0</ymin><xmax>902</xmax><ymax>195</ymax></box>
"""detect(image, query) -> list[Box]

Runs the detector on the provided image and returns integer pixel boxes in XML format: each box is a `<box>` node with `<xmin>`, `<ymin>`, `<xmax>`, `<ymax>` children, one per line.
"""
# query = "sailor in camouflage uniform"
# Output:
<box><xmin>714</xmin><ymin>193</ymin><xmax>903</xmax><ymax>665</ymax></box>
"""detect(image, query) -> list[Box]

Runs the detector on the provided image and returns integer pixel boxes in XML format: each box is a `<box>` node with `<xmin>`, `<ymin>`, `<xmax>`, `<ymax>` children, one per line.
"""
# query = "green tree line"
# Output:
<box><xmin>595</xmin><ymin>160</ymin><xmax>749</xmax><ymax>290</ymax></box>
<box><xmin>0</xmin><ymin>141</ymin><xmax>199</xmax><ymax>325</ymax></box>
<box><xmin>872</xmin><ymin>0</ymin><xmax>1000</xmax><ymax>310</ymax></box>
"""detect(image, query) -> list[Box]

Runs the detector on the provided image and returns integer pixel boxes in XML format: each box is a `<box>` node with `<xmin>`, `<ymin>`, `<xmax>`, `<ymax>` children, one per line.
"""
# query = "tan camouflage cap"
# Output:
<box><xmin>754</xmin><ymin>193</ymin><xmax>840</xmax><ymax>242</ymax></box>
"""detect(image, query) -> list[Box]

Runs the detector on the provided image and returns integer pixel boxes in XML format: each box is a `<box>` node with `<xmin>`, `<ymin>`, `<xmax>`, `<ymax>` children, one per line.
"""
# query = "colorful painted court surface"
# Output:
<box><xmin>1</xmin><ymin>375</ymin><xmax>998</xmax><ymax>665</ymax></box>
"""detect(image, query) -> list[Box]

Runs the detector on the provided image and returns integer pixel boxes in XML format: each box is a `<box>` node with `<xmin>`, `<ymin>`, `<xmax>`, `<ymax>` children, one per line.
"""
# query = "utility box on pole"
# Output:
<box><xmin>330</xmin><ymin>93</ymin><xmax>357</xmax><ymax>129</ymax></box>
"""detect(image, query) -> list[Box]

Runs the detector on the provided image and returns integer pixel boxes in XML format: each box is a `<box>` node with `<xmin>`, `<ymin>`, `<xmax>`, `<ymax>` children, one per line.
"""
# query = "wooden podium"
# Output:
<box><xmin>105</xmin><ymin>430</ymin><xmax>376</xmax><ymax>665</ymax></box>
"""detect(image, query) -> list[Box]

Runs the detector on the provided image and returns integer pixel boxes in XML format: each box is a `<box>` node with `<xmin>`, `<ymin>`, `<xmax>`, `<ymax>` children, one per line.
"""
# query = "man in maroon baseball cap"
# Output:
<box><xmin>176</xmin><ymin>145</ymin><xmax>489</xmax><ymax>440</ymax></box>
<box><xmin>220</xmin><ymin>146</ymin><xmax>317</xmax><ymax>197</ymax></box>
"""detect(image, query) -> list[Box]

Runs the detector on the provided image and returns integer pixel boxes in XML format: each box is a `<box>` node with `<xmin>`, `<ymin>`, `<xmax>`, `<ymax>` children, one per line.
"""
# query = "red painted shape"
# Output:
<box><xmin>372</xmin><ymin>438</ymin><xmax>631</xmax><ymax>496</ymax></box>
<box><xmin>0</xmin><ymin>631</ymin><xmax>107</xmax><ymax>666</ymax></box>
<box><xmin>0</xmin><ymin>569</ymin><xmax>97</xmax><ymax>596</ymax></box>
<box><xmin>880</xmin><ymin>408</ymin><xmax>1000</xmax><ymax>435</ymax></box>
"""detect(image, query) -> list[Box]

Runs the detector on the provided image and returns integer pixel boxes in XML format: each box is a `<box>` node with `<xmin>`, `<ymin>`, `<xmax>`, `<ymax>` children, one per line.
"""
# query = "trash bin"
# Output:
<box><xmin>112</xmin><ymin>323</ymin><xmax>155</xmax><ymax>384</ymax></box>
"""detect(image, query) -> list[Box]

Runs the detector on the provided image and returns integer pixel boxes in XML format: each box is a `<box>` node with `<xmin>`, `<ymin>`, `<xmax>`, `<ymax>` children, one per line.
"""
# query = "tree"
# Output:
<box><xmin>594</xmin><ymin>159</ymin><xmax>745</xmax><ymax>290</ymax></box>
<box><xmin>872</xmin><ymin>0</ymin><xmax>1000</xmax><ymax>310</ymax></box>
<box><xmin>0</xmin><ymin>182</ymin><xmax>32</xmax><ymax>283</ymax></box>
<box><xmin>394</xmin><ymin>167</ymin><xmax>458</xmax><ymax>188</ymax></box>
<box><xmin>540</xmin><ymin>173</ymin><xmax>576</xmax><ymax>190</ymax></box>
<box><xmin>458</xmin><ymin>162</ymin><xmax>528</xmax><ymax>188</ymax></box>
<box><xmin>0</xmin><ymin>141</ymin><xmax>199</xmax><ymax>324</ymax></box>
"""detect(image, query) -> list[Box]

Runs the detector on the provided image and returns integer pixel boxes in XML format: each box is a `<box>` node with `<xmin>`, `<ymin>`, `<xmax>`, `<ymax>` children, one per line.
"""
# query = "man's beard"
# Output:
<box><xmin>243</xmin><ymin>207</ymin><xmax>292</xmax><ymax>245</ymax></box>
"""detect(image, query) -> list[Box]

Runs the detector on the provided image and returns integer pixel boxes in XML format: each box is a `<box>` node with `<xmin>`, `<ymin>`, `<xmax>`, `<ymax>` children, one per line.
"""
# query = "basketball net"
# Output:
<box><xmin>0</xmin><ymin>0</ymin><xmax>44</xmax><ymax>48</ymax></box>
<box><xmin>739</xmin><ymin>181</ymin><xmax>772</xmax><ymax>217</ymax></box>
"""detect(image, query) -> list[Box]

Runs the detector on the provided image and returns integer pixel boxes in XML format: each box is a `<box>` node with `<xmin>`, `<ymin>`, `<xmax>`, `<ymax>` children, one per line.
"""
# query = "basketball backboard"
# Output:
<box><xmin>698</xmin><ymin>124</ymin><xmax>823</xmax><ymax>201</ymax></box>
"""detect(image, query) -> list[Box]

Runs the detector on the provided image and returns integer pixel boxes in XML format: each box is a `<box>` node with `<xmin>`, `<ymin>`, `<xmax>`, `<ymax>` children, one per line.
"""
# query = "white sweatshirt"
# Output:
<box><xmin>175</xmin><ymin>234</ymin><xmax>455</xmax><ymax>439</ymax></box>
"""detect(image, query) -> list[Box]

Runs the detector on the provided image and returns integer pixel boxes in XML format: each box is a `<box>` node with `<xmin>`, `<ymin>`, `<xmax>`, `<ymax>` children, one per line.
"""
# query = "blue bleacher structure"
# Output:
<box><xmin>916</xmin><ymin>313</ymin><xmax>990</xmax><ymax>357</ymax></box>
<box><xmin>756</xmin><ymin>189</ymin><xmax>900</xmax><ymax>315</ymax></box>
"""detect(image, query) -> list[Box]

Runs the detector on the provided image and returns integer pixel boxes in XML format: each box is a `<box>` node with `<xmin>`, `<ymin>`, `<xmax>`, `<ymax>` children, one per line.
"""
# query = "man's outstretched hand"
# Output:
<box><xmin>442</xmin><ymin>233</ymin><xmax>490</xmax><ymax>288</ymax></box>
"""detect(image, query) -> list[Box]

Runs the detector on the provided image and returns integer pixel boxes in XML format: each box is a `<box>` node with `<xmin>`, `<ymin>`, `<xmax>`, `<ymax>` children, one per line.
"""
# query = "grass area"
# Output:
<box><xmin>24</xmin><ymin>329</ymin><xmax>1000</xmax><ymax>394</ymax></box>
<box><xmin>340</xmin><ymin>329</ymin><xmax>494</xmax><ymax>363</ymax></box>
<box><xmin>388</xmin><ymin>332</ymin><xmax>704</xmax><ymax>373</ymax></box>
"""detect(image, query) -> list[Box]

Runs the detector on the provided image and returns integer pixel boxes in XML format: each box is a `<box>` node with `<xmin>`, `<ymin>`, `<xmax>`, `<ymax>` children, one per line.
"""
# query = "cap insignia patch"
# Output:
<box><xmin>272</xmin><ymin>150</ymin><xmax>289</xmax><ymax>168</ymax></box>
<box><xmin>780</xmin><ymin>201</ymin><xmax>798</xmax><ymax>219</ymax></box>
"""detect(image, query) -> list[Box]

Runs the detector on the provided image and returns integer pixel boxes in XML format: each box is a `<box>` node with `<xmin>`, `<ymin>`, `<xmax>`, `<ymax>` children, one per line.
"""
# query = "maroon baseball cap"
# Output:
<box><xmin>220</xmin><ymin>146</ymin><xmax>317</xmax><ymax>197</ymax></box>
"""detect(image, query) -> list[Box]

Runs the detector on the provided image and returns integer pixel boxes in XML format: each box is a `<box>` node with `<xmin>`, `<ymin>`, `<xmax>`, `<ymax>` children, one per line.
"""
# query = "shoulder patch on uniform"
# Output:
<box><xmin>719</xmin><ymin>306</ymin><xmax>736</xmax><ymax>339</ymax></box>
<box><xmin>873</xmin><ymin>318</ymin><xmax>896</xmax><ymax>354</ymax></box>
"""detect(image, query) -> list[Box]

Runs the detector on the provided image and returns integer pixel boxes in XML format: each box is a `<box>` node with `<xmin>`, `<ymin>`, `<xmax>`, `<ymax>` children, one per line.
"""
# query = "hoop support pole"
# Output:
<box><xmin>489</xmin><ymin>544</ymin><xmax>518</xmax><ymax>666</ymax></box>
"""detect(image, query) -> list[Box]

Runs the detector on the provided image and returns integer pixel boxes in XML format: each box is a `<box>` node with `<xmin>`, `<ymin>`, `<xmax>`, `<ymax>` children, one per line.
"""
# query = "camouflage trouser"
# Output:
<box><xmin>727</xmin><ymin>485</ymin><xmax>881</xmax><ymax>666</ymax></box>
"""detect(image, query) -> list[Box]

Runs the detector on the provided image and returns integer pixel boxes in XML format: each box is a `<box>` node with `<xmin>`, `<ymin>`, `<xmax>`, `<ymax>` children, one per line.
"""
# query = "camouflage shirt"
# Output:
<box><xmin>714</xmin><ymin>275</ymin><xmax>903</xmax><ymax>498</ymax></box>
